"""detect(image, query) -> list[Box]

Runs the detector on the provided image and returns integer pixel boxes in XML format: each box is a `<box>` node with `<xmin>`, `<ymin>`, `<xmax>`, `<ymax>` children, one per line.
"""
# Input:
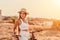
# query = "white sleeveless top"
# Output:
<box><xmin>19</xmin><ymin>19</ymin><xmax>29</xmax><ymax>31</ymax></box>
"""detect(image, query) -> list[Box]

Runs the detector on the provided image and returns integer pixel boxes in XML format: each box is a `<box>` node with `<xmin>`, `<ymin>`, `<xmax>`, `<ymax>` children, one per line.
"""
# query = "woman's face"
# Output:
<box><xmin>19</xmin><ymin>12</ymin><xmax>26</xmax><ymax>19</ymax></box>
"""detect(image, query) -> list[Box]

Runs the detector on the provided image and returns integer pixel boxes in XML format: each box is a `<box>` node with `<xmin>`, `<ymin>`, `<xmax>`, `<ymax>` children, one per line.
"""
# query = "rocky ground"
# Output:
<box><xmin>34</xmin><ymin>30</ymin><xmax>60</xmax><ymax>40</ymax></box>
<box><xmin>0</xmin><ymin>23</ymin><xmax>60</xmax><ymax>40</ymax></box>
<box><xmin>0</xmin><ymin>23</ymin><xmax>16</xmax><ymax>40</ymax></box>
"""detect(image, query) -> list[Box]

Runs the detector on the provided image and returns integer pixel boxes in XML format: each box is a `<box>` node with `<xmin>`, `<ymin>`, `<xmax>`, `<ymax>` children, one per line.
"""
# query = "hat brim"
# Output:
<box><xmin>18</xmin><ymin>11</ymin><xmax>29</xmax><ymax>15</ymax></box>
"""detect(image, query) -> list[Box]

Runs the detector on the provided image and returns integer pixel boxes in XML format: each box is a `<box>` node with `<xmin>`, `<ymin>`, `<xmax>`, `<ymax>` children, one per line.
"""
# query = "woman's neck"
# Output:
<box><xmin>22</xmin><ymin>18</ymin><xmax>25</xmax><ymax>22</ymax></box>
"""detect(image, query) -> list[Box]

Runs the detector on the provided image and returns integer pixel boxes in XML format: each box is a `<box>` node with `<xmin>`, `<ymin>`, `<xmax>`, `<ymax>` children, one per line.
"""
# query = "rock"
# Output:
<box><xmin>34</xmin><ymin>30</ymin><xmax>60</xmax><ymax>40</ymax></box>
<box><xmin>0</xmin><ymin>23</ymin><xmax>15</xmax><ymax>40</ymax></box>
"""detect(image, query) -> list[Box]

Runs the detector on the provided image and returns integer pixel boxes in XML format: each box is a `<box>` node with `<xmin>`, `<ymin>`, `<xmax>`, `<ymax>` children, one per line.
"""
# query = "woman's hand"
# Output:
<box><xmin>13</xmin><ymin>30</ymin><xmax>16</xmax><ymax>34</ymax></box>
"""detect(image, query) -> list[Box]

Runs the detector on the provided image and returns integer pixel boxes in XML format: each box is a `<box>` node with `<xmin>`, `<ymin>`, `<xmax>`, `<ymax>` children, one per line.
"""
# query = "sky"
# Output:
<box><xmin>0</xmin><ymin>0</ymin><xmax>60</xmax><ymax>19</ymax></box>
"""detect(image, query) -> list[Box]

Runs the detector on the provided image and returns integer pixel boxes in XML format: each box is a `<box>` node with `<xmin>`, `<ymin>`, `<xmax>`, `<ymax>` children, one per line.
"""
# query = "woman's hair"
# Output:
<box><xmin>18</xmin><ymin>15</ymin><xmax>22</xmax><ymax>20</ymax></box>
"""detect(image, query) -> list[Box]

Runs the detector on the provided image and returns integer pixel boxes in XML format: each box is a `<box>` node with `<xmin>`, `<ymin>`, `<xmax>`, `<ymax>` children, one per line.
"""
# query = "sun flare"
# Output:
<box><xmin>53</xmin><ymin>0</ymin><xmax>60</xmax><ymax>6</ymax></box>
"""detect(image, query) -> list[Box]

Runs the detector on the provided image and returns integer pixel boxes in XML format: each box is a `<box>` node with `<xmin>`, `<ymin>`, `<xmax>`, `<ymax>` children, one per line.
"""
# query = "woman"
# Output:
<box><xmin>14</xmin><ymin>8</ymin><xmax>29</xmax><ymax>40</ymax></box>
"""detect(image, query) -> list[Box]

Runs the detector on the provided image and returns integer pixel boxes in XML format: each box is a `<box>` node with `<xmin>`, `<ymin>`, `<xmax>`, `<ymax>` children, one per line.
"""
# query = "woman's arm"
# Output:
<box><xmin>13</xmin><ymin>19</ymin><xmax>21</xmax><ymax>35</ymax></box>
<box><xmin>14</xmin><ymin>20</ymin><xmax>18</xmax><ymax>31</ymax></box>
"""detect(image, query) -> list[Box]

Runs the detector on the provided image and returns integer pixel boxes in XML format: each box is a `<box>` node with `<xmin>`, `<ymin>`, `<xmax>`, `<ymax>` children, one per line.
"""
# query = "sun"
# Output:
<box><xmin>53</xmin><ymin>0</ymin><xmax>60</xmax><ymax>6</ymax></box>
<box><xmin>56</xmin><ymin>0</ymin><xmax>60</xmax><ymax>5</ymax></box>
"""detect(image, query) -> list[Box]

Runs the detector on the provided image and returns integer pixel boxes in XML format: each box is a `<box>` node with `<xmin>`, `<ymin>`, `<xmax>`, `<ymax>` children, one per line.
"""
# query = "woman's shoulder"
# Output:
<box><xmin>15</xmin><ymin>18</ymin><xmax>21</xmax><ymax>24</ymax></box>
